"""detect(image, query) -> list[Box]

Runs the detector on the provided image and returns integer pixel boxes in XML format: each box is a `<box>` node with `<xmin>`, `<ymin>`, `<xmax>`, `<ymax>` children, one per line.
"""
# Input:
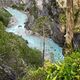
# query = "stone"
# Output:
<box><xmin>8</xmin><ymin>16</ymin><xmax>18</xmax><ymax>27</ymax></box>
<box><xmin>0</xmin><ymin>64</ymin><xmax>17</xmax><ymax>80</ymax></box>
<box><xmin>73</xmin><ymin>33</ymin><xmax>80</xmax><ymax>49</ymax></box>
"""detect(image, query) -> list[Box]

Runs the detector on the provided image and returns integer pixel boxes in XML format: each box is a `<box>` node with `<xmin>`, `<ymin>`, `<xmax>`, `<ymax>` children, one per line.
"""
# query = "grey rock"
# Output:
<box><xmin>0</xmin><ymin>64</ymin><xmax>17</xmax><ymax>80</ymax></box>
<box><xmin>73</xmin><ymin>33</ymin><xmax>80</xmax><ymax>49</ymax></box>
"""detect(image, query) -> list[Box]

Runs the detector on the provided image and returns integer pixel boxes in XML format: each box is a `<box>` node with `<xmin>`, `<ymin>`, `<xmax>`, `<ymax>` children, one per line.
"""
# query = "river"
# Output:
<box><xmin>5</xmin><ymin>7</ymin><xmax>64</xmax><ymax>62</ymax></box>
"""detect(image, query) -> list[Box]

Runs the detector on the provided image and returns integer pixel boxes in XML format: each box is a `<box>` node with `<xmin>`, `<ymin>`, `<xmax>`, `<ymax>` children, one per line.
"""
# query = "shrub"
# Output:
<box><xmin>45</xmin><ymin>51</ymin><xmax>80</xmax><ymax>80</ymax></box>
<box><xmin>0</xmin><ymin>21</ymin><xmax>42</xmax><ymax>79</ymax></box>
<box><xmin>21</xmin><ymin>67</ymin><xmax>46</xmax><ymax>80</ymax></box>
<box><xmin>21</xmin><ymin>51</ymin><xmax>80</xmax><ymax>80</ymax></box>
<box><xmin>0</xmin><ymin>8</ymin><xmax>11</xmax><ymax>26</ymax></box>
<box><xmin>32</xmin><ymin>16</ymin><xmax>52</xmax><ymax>37</ymax></box>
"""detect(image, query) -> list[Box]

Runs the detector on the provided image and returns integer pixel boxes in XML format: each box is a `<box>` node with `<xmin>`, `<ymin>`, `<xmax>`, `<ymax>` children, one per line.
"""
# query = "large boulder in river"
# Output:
<box><xmin>8</xmin><ymin>16</ymin><xmax>18</xmax><ymax>27</ymax></box>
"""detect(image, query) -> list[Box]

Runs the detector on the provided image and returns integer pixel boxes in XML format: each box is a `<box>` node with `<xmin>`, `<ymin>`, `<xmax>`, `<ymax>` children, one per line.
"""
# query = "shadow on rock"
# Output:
<box><xmin>0</xmin><ymin>64</ymin><xmax>17</xmax><ymax>80</ymax></box>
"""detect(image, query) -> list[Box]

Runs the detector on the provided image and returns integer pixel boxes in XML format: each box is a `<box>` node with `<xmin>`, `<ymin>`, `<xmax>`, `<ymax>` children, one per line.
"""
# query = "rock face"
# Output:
<box><xmin>47</xmin><ymin>0</ymin><xmax>65</xmax><ymax>46</ymax></box>
<box><xmin>73</xmin><ymin>33</ymin><xmax>80</xmax><ymax>49</ymax></box>
<box><xmin>24</xmin><ymin>0</ymin><xmax>80</xmax><ymax>47</ymax></box>
<box><xmin>0</xmin><ymin>64</ymin><xmax>16</xmax><ymax>80</ymax></box>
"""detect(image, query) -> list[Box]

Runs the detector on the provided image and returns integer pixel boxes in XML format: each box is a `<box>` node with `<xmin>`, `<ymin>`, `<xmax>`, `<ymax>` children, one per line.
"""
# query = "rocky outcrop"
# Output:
<box><xmin>0</xmin><ymin>0</ymin><xmax>25</xmax><ymax>7</ymax></box>
<box><xmin>51</xmin><ymin>23</ymin><xmax>65</xmax><ymax>47</ymax></box>
<box><xmin>0</xmin><ymin>64</ymin><xmax>16</xmax><ymax>80</ymax></box>
<box><xmin>0</xmin><ymin>0</ymin><xmax>13</xmax><ymax>7</ymax></box>
<box><xmin>47</xmin><ymin>0</ymin><xmax>65</xmax><ymax>46</ymax></box>
<box><xmin>73</xmin><ymin>33</ymin><xmax>80</xmax><ymax>49</ymax></box>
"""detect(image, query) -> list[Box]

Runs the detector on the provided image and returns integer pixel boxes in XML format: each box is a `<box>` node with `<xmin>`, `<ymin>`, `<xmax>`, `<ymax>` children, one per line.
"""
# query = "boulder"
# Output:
<box><xmin>73</xmin><ymin>33</ymin><xmax>80</xmax><ymax>49</ymax></box>
<box><xmin>8</xmin><ymin>16</ymin><xmax>18</xmax><ymax>27</ymax></box>
<box><xmin>0</xmin><ymin>64</ymin><xmax>17</xmax><ymax>80</ymax></box>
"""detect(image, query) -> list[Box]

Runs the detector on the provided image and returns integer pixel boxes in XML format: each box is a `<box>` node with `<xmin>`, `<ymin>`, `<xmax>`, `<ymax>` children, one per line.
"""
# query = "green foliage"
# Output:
<box><xmin>0</xmin><ymin>26</ymin><xmax>42</xmax><ymax>67</ymax></box>
<box><xmin>21</xmin><ymin>67</ymin><xmax>46</xmax><ymax>80</ymax></box>
<box><xmin>46</xmin><ymin>51</ymin><xmax>80</xmax><ymax>80</ymax></box>
<box><xmin>74</xmin><ymin>27</ymin><xmax>80</xmax><ymax>32</ymax></box>
<box><xmin>59</xmin><ymin>13</ymin><xmax>66</xmax><ymax>25</ymax></box>
<box><xmin>21</xmin><ymin>51</ymin><xmax>80</xmax><ymax>80</ymax></box>
<box><xmin>32</xmin><ymin>16</ymin><xmax>51</xmax><ymax>36</ymax></box>
<box><xmin>34</xmin><ymin>16</ymin><xmax>48</xmax><ymax>28</ymax></box>
<box><xmin>0</xmin><ymin>7</ymin><xmax>43</xmax><ymax>79</ymax></box>
<box><xmin>29</xmin><ymin>0</ymin><xmax>38</xmax><ymax>19</ymax></box>
<box><xmin>74</xmin><ymin>8</ymin><xmax>80</xmax><ymax>24</ymax></box>
<box><xmin>12</xmin><ymin>4</ymin><xmax>25</xmax><ymax>10</ymax></box>
<box><xmin>0</xmin><ymin>21</ymin><xmax>42</xmax><ymax>79</ymax></box>
<box><xmin>0</xmin><ymin>21</ymin><xmax>5</xmax><ymax>31</ymax></box>
<box><xmin>0</xmin><ymin>8</ymin><xmax>11</xmax><ymax>26</ymax></box>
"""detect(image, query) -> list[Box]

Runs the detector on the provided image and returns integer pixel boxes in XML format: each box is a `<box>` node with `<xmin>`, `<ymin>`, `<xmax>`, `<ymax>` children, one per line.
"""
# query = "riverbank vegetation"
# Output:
<box><xmin>21</xmin><ymin>50</ymin><xmax>80</xmax><ymax>80</ymax></box>
<box><xmin>0</xmin><ymin>8</ymin><xmax>11</xmax><ymax>26</ymax></box>
<box><xmin>0</xmin><ymin>8</ymin><xmax>42</xmax><ymax>80</ymax></box>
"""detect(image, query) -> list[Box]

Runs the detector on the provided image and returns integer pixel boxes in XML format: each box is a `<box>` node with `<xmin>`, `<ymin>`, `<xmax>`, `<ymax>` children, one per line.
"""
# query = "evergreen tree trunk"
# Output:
<box><xmin>64</xmin><ymin>0</ymin><xmax>74</xmax><ymax>54</ymax></box>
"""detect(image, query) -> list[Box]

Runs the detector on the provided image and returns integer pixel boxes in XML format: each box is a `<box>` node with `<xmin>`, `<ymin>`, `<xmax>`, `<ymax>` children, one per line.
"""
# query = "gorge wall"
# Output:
<box><xmin>24</xmin><ymin>0</ymin><xmax>65</xmax><ymax>46</ymax></box>
<box><xmin>24</xmin><ymin>0</ymin><xmax>80</xmax><ymax>48</ymax></box>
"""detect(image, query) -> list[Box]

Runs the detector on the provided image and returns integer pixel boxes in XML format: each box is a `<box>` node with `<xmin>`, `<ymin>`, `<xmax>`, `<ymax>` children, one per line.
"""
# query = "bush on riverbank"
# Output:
<box><xmin>11</xmin><ymin>4</ymin><xmax>25</xmax><ymax>10</ymax></box>
<box><xmin>0</xmin><ymin>8</ymin><xmax>11</xmax><ymax>26</ymax></box>
<box><xmin>21</xmin><ymin>50</ymin><xmax>80</xmax><ymax>80</ymax></box>
<box><xmin>0</xmin><ymin>19</ymin><xmax>42</xmax><ymax>79</ymax></box>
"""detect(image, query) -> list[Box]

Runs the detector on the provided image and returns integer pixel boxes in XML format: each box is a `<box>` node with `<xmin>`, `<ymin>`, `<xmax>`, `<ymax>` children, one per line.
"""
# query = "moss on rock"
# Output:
<box><xmin>0</xmin><ymin>8</ymin><xmax>11</xmax><ymax>26</ymax></box>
